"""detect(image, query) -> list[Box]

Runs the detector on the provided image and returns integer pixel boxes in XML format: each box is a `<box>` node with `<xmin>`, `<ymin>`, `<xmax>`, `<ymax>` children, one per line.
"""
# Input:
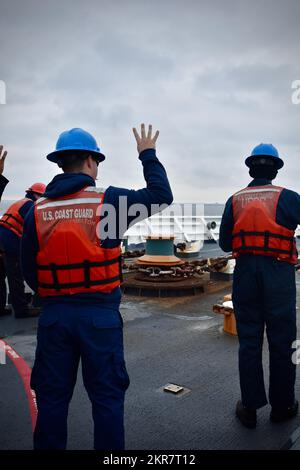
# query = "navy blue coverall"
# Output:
<box><xmin>0</xmin><ymin>191</ymin><xmax>35</xmax><ymax>316</ymax></box>
<box><xmin>219</xmin><ymin>178</ymin><xmax>299</xmax><ymax>410</ymax></box>
<box><xmin>21</xmin><ymin>148</ymin><xmax>173</xmax><ymax>450</ymax></box>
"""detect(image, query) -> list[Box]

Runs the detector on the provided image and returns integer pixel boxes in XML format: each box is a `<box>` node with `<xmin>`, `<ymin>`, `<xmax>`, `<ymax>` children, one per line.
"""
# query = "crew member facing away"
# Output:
<box><xmin>21</xmin><ymin>125</ymin><xmax>173</xmax><ymax>450</ymax></box>
<box><xmin>219</xmin><ymin>143</ymin><xmax>299</xmax><ymax>429</ymax></box>
<box><xmin>0</xmin><ymin>181</ymin><xmax>45</xmax><ymax>318</ymax></box>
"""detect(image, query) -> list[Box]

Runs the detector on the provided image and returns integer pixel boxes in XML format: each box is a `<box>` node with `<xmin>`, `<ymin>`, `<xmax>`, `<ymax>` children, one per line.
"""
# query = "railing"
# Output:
<box><xmin>125</xmin><ymin>214</ymin><xmax>300</xmax><ymax>244</ymax></box>
<box><xmin>124</xmin><ymin>215</ymin><xmax>222</xmax><ymax>246</ymax></box>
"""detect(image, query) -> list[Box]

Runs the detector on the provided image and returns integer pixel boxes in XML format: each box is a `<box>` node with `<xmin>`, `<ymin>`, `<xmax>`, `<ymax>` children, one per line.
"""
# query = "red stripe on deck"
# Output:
<box><xmin>2</xmin><ymin>339</ymin><xmax>37</xmax><ymax>431</ymax></box>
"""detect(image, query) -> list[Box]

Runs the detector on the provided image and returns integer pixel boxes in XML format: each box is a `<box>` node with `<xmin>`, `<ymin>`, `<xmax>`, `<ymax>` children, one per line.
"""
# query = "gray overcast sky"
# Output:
<box><xmin>0</xmin><ymin>0</ymin><xmax>300</xmax><ymax>202</ymax></box>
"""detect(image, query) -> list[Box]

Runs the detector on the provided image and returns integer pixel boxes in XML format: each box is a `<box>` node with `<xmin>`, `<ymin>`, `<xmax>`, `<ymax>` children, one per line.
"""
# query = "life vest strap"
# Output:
<box><xmin>118</xmin><ymin>256</ymin><xmax>123</xmax><ymax>284</ymax></box>
<box><xmin>232</xmin><ymin>229</ymin><xmax>296</xmax><ymax>258</ymax></box>
<box><xmin>264</xmin><ymin>231</ymin><xmax>270</xmax><ymax>250</ymax></box>
<box><xmin>37</xmin><ymin>256</ymin><xmax>122</xmax><ymax>291</ymax></box>
<box><xmin>38</xmin><ymin>275</ymin><xmax>121</xmax><ymax>291</ymax></box>
<box><xmin>83</xmin><ymin>260</ymin><xmax>90</xmax><ymax>289</ymax></box>
<box><xmin>0</xmin><ymin>218</ymin><xmax>23</xmax><ymax>236</ymax></box>
<box><xmin>233</xmin><ymin>245</ymin><xmax>296</xmax><ymax>256</ymax></box>
<box><xmin>2</xmin><ymin>212</ymin><xmax>23</xmax><ymax>225</ymax></box>
<box><xmin>232</xmin><ymin>230</ymin><xmax>294</xmax><ymax>242</ymax></box>
<box><xmin>37</xmin><ymin>256</ymin><xmax>121</xmax><ymax>271</ymax></box>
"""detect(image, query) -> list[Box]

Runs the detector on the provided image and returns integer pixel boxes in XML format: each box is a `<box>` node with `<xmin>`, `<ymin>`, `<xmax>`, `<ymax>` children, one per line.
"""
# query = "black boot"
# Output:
<box><xmin>236</xmin><ymin>400</ymin><xmax>257</xmax><ymax>429</ymax></box>
<box><xmin>270</xmin><ymin>400</ymin><xmax>298</xmax><ymax>423</ymax></box>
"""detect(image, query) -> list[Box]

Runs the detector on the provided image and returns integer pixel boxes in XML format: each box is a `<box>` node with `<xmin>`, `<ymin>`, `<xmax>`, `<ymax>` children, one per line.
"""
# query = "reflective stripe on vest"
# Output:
<box><xmin>34</xmin><ymin>187</ymin><xmax>122</xmax><ymax>296</ymax></box>
<box><xmin>0</xmin><ymin>198</ymin><xmax>31</xmax><ymax>237</ymax></box>
<box><xmin>232</xmin><ymin>185</ymin><xmax>298</xmax><ymax>264</ymax></box>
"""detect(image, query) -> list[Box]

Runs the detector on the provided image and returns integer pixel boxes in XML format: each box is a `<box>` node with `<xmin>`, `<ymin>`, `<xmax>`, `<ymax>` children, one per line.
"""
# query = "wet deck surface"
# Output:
<box><xmin>1</xmin><ymin>274</ymin><xmax>300</xmax><ymax>450</ymax></box>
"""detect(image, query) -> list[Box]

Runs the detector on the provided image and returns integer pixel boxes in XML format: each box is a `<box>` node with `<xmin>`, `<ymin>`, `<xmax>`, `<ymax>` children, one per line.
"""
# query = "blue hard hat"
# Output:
<box><xmin>245</xmin><ymin>143</ymin><xmax>284</xmax><ymax>169</ymax></box>
<box><xmin>47</xmin><ymin>128</ymin><xmax>106</xmax><ymax>163</ymax></box>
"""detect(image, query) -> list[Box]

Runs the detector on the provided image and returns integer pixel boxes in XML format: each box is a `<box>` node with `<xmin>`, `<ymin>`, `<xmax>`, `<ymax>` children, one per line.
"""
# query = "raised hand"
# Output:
<box><xmin>132</xmin><ymin>123</ymin><xmax>159</xmax><ymax>154</ymax></box>
<box><xmin>0</xmin><ymin>146</ymin><xmax>7</xmax><ymax>175</ymax></box>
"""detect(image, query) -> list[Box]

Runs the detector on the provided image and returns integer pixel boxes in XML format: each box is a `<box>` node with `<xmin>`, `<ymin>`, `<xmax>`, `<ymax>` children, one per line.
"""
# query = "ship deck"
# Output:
<box><xmin>1</xmin><ymin>269</ymin><xmax>300</xmax><ymax>450</ymax></box>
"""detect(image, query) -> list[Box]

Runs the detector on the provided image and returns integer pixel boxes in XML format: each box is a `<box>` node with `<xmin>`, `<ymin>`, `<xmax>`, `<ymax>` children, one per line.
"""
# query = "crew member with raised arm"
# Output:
<box><xmin>21</xmin><ymin>124</ymin><xmax>173</xmax><ymax>450</ymax></box>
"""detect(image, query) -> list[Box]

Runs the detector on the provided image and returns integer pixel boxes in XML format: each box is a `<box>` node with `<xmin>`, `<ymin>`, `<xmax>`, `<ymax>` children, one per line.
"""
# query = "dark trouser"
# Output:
<box><xmin>31</xmin><ymin>305</ymin><xmax>130</xmax><ymax>450</ymax></box>
<box><xmin>232</xmin><ymin>255</ymin><xmax>297</xmax><ymax>410</ymax></box>
<box><xmin>0</xmin><ymin>251</ymin><xmax>28</xmax><ymax>316</ymax></box>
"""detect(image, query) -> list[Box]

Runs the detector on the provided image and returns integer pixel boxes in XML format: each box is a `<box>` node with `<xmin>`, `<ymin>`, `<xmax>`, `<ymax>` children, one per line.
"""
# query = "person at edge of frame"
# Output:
<box><xmin>0</xmin><ymin>144</ymin><xmax>45</xmax><ymax>318</ymax></box>
<box><xmin>219</xmin><ymin>143</ymin><xmax>299</xmax><ymax>429</ymax></box>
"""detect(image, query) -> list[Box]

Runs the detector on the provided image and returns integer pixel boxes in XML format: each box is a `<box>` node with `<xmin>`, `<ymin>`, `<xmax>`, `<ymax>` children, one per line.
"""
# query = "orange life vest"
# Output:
<box><xmin>0</xmin><ymin>198</ymin><xmax>31</xmax><ymax>237</ymax></box>
<box><xmin>232</xmin><ymin>185</ymin><xmax>298</xmax><ymax>264</ymax></box>
<box><xmin>34</xmin><ymin>187</ymin><xmax>122</xmax><ymax>297</ymax></box>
